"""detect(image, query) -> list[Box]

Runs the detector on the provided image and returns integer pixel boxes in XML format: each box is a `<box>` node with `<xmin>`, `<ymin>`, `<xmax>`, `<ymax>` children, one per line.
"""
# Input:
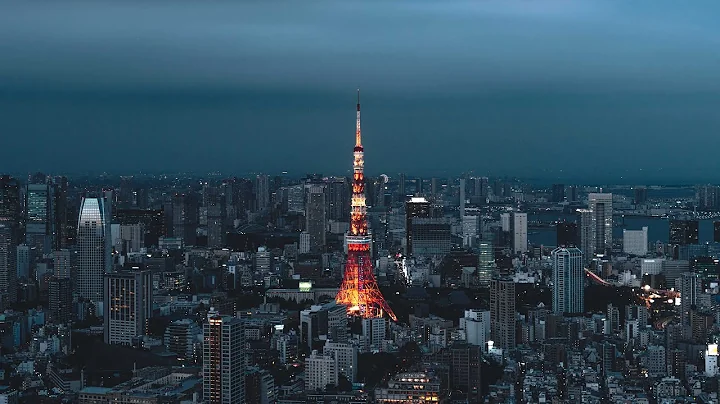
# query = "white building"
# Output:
<box><xmin>462</xmin><ymin>215</ymin><xmax>480</xmax><ymax>248</ymax></box>
<box><xmin>305</xmin><ymin>350</ymin><xmax>338</xmax><ymax>392</ymax></box>
<box><xmin>459</xmin><ymin>309</ymin><xmax>491</xmax><ymax>351</ymax></box>
<box><xmin>299</xmin><ymin>232</ymin><xmax>311</xmax><ymax>254</ymax></box>
<box><xmin>706</xmin><ymin>344</ymin><xmax>718</xmax><ymax>377</ymax></box>
<box><xmin>623</xmin><ymin>227</ymin><xmax>648</xmax><ymax>256</ymax></box>
<box><xmin>641</xmin><ymin>258</ymin><xmax>664</xmax><ymax>275</ymax></box>
<box><xmin>324</xmin><ymin>341</ymin><xmax>357</xmax><ymax>383</ymax></box>
<box><xmin>362</xmin><ymin>317</ymin><xmax>386</xmax><ymax>353</ymax></box>
<box><xmin>501</xmin><ymin>212</ymin><xmax>527</xmax><ymax>254</ymax></box>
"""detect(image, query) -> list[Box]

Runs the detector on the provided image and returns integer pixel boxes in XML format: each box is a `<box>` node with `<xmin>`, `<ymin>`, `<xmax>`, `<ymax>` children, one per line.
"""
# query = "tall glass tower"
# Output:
<box><xmin>76</xmin><ymin>197</ymin><xmax>111</xmax><ymax>311</ymax></box>
<box><xmin>552</xmin><ymin>246</ymin><xmax>584</xmax><ymax>315</ymax></box>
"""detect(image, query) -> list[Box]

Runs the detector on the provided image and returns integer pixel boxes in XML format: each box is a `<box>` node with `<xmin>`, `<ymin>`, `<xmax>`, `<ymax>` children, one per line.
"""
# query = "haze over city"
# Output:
<box><xmin>2</xmin><ymin>0</ymin><xmax>720</xmax><ymax>181</ymax></box>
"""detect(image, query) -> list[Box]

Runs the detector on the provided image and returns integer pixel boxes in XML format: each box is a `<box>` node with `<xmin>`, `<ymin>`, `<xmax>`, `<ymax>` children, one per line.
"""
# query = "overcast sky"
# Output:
<box><xmin>1</xmin><ymin>0</ymin><xmax>720</xmax><ymax>182</ymax></box>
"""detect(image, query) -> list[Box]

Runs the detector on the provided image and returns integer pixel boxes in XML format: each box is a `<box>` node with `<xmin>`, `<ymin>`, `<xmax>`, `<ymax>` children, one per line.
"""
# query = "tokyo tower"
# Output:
<box><xmin>336</xmin><ymin>90</ymin><xmax>397</xmax><ymax>322</ymax></box>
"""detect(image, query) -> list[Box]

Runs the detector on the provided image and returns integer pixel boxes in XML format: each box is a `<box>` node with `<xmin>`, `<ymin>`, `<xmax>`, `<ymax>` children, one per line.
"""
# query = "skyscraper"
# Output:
<box><xmin>477</xmin><ymin>242</ymin><xmax>495</xmax><ymax>287</ymax></box>
<box><xmin>0</xmin><ymin>223</ymin><xmax>18</xmax><ymax>304</ymax></box>
<box><xmin>577</xmin><ymin>208</ymin><xmax>595</xmax><ymax>263</ymax></box>
<box><xmin>552</xmin><ymin>247</ymin><xmax>584</xmax><ymax>315</ymax></box>
<box><xmin>490</xmin><ymin>276</ymin><xmax>515</xmax><ymax>350</ymax></box>
<box><xmin>551</xmin><ymin>184</ymin><xmax>565</xmax><ymax>203</ymax></box>
<box><xmin>255</xmin><ymin>174</ymin><xmax>270</xmax><ymax>212</ymax></box>
<box><xmin>75</xmin><ymin>197</ymin><xmax>111</xmax><ymax>309</ymax></box>
<box><xmin>172</xmin><ymin>193</ymin><xmax>198</xmax><ymax>246</ymax></box>
<box><xmin>459</xmin><ymin>178</ymin><xmax>466</xmax><ymax>216</ymax></box>
<box><xmin>49</xmin><ymin>277</ymin><xmax>72</xmax><ymax>323</ymax></box>
<box><xmin>500</xmin><ymin>212</ymin><xmax>528</xmax><ymax>255</ymax></box>
<box><xmin>305</xmin><ymin>184</ymin><xmax>327</xmax><ymax>253</ymax></box>
<box><xmin>203</xmin><ymin>310</ymin><xmax>245</xmax><ymax>403</ymax></box>
<box><xmin>669</xmin><ymin>219</ymin><xmax>699</xmax><ymax>246</ymax></box>
<box><xmin>406</xmin><ymin>197</ymin><xmax>431</xmax><ymax>256</ymax></box>
<box><xmin>104</xmin><ymin>270</ymin><xmax>153</xmax><ymax>345</ymax></box>
<box><xmin>26</xmin><ymin>180</ymin><xmax>52</xmax><ymax>254</ymax></box>
<box><xmin>588</xmin><ymin>193</ymin><xmax>613</xmax><ymax>256</ymax></box>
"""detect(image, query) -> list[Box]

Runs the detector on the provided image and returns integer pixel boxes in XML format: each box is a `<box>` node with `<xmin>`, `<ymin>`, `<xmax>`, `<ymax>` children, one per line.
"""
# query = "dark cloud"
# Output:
<box><xmin>1</xmin><ymin>0</ymin><xmax>720</xmax><ymax>181</ymax></box>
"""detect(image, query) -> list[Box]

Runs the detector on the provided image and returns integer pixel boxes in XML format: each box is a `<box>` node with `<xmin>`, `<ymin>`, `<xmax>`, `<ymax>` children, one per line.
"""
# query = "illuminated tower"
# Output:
<box><xmin>336</xmin><ymin>91</ymin><xmax>397</xmax><ymax>321</ymax></box>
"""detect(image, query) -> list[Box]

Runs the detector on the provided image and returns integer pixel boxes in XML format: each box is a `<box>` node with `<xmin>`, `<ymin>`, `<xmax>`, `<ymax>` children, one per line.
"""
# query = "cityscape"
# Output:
<box><xmin>3</xmin><ymin>1</ymin><xmax>720</xmax><ymax>404</ymax></box>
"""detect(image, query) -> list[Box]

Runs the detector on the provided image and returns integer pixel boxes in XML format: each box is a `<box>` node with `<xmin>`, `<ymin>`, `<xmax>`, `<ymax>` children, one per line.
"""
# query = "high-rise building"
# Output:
<box><xmin>326</xmin><ymin>177</ymin><xmax>350</xmax><ymax>222</ymax></box>
<box><xmin>714</xmin><ymin>221</ymin><xmax>720</xmax><ymax>244</ymax></box>
<box><xmin>677</xmin><ymin>272</ymin><xmax>701</xmax><ymax>327</ymax></box>
<box><xmin>462</xmin><ymin>214</ymin><xmax>480</xmax><ymax>248</ymax></box>
<box><xmin>556</xmin><ymin>222</ymin><xmax>578</xmax><ymax>248</ymax></box>
<box><xmin>52</xmin><ymin>176</ymin><xmax>70</xmax><ymax>250</ymax></box>
<box><xmin>697</xmin><ymin>185</ymin><xmax>720</xmax><ymax>211</ymax></box>
<box><xmin>552</xmin><ymin>247</ymin><xmax>584</xmax><ymax>315</ymax></box>
<box><xmin>0</xmin><ymin>223</ymin><xmax>18</xmax><ymax>304</ymax></box>
<box><xmin>448</xmin><ymin>342</ymin><xmax>482</xmax><ymax>397</ymax></box>
<box><xmin>476</xmin><ymin>242</ymin><xmax>495</xmax><ymax>287</ymax></box>
<box><xmin>623</xmin><ymin>227</ymin><xmax>648</xmax><ymax>256</ymax></box>
<box><xmin>551</xmin><ymin>184</ymin><xmax>565</xmax><ymax>203</ymax></box>
<box><xmin>577</xmin><ymin>209</ymin><xmax>595</xmax><ymax>263</ymax></box>
<box><xmin>362</xmin><ymin>317</ymin><xmax>386</xmax><ymax>353</ymax></box>
<box><xmin>588</xmin><ymin>193</ymin><xmax>613</xmax><ymax>256</ymax></box>
<box><xmin>398</xmin><ymin>173</ymin><xmax>406</xmax><ymax>203</ymax></box>
<box><xmin>410</xmin><ymin>218</ymin><xmax>451</xmax><ymax>256</ymax></box>
<box><xmin>165</xmin><ymin>318</ymin><xmax>201</xmax><ymax>362</ymax></box>
<box><xmin>324</xmin><ymin>341</ymin><xmax>357</xmax><ymax>383</ymax></box>
<box><xmin>305</xmin><ymin>184</ymin><xmax>327</xmax><ymax>253</ymax></box>
<box><xmin>172</xmin><ymin>193</ymin><xmax>198</xmax><ymax>246</ymax></box>
<box><xmin>103</xmin><ymin>270</ymin><xmax>152</xmax><ymax>345</ymax></box>
<box><xmin>256</xmin><ymin>174</ymin><xmax>270</xmax><ymax>212</ymax></box>
<box><xmin>203</xmin><ymin>310</ymin><xmax>245</xmax><ymax>403</ymax></box>
<box><xmin>567</xmin><ymin>186</ymin><xmax>579</xmax><ymax>203</ymax></box>
<box><xmin>49</xmin><ymin>277</ymin><xmax>73</xmax><ymax>323</ymax></box>
<box><xmin>500</xmin><ymin>212</ymin><xmax>527</xmax><ymax>253</ymax></box>
<box><xmin>26</xmin><ymin>178</ymin><xmax>52</xmax><ymax>254</ymax></box>
<box><xmin>460</xmin><ymin>309</ymin><xmax>491</xmax><ymax>350</ymax></box>
<box><xmin>459</xmin><ymin>178</ymin><xmax>466</xmax><ymax>216</ymax></box>
<box><xmin>669</xmin><ymin>219</ymin><xmax>699</xmax><ymax>246</ymax></box>
<box><xmin>405</xmin><ymin>197</ymin><xmax>431</xmax><ymax>255</ymax></box>
<box><xmin>490</xmin><ymin>276</ymin><xmax>515</xmax><ymax>350</ymax></box>
<box><xmin>634</xmin><ymin>186</ymin><xmax>648</xmax><ymax>205</ymax></box>
<box><xmin>430</xmin><ymin>178</ymin><xmax>439</xmax><ymax>196</ymax></box>
<box><xmin>76</xmin><ymin>197</ymin><xmax>111</xmax><ymax>308</ymax></box>
<box><xmin>16</xmin><ymin>244</ymin><xmax>31</xmax><ymax>280</ymax></box>
<box><xmin>305</xmin><ymin>349</ymin><xmax>338</xmax><ymax>392</ymax></box>
<box><xmin>206</xmin><ymin>205</ymin><xmax>224</xmax><ymax>248</ymax></box>
<box><xmin>53</xmin><ymin>249</ymin><xmax>74</xmax><ymax>279</ymax></box>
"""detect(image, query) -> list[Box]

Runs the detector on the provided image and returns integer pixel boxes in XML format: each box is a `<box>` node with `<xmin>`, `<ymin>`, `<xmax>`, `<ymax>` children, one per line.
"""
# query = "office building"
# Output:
<box><xmin>409</xmin><ymin>218</ymin><xmax>451</xmax><ymax>256</ymax></box>
<box><xmin>76</xmin><ymin>197</ymin><xmax>111</xmax><ymax>309</ymax></box>
<box><xmin>49</xmin><ymin>277</ymin><xmax>73</xmax><ymax>323</ymax></box>
<box><xmin>459</xmin><ymin>178</ymin><xmax>466</xmax><ymax>215</ymax></box>
<box><xmin>577</xmin><ymin>208</ymin><xmax>595</xmax><ymax>262</ymax></box>
<box><xmin>677</xmin><ymin>272</ymin><xmax>701</xmax><ymax>327</ymax></box>
<box><xmin>164</xmin><ymin>318</ymin><xmax>202</xmax><ymax>362</ymax></box>
<box><xmin>203</xmin><ymin>310</ymin><xmax>245</xmax><ymax>404</ymax></box>
<box><xmin>449</xmin><ymin>342</ymin><xmax>482</xmax><ymax>396</ymax></box>
<box><xmin>305</xmin><ymin>349</ymin><xmax>338</xmax><ymax>392</ymax></box>
<box><xmin>406</xmin><ymin>197</ymin><xmax>431</xmax><ymax>255</ymax></box>
<box><xmin>324</xmin><ymin>341</ymin><xmax>357</xmax><ymax>383</ymax></box>
<box><xmin>490</xmin><ymin>276</ymin><xmax>515</xmax><ymax>350</ymax></box>
<box><xmin>26</xmin><ymin>180</ymin><xmax>52</xmax><ymax>254</ymax></box>
<box><xmin>557</xmin><ymin>222</ymin><xmax>578</xmax><ymax>248</ymax></box>
<box><xmin>16</xmin><ymin>245</ymin><xmax>31</xmax><ymax>280</ymax></box>
<box><xmin>588</xmin><ymin>193</ymin><xmax>613</xmax><ymax>256</ymax></box>
<box><xmin>305</xmin><ymin>184</ymin><xmax>327</xmax><ymax>253</ymax></box>
<box><xmin>500</xmin><ymin>211</ymin><xmax>528</xmax><ymax>253</ymax></box>
<box><xmin>206</xmin><ymin>205</ymin><xmax>224</xmax><ymax>248</ymax></box>
<box><xmin>477</xmin><ymin>242</ymin><xmax>495</xmax><ymax>287</ymax></box>
<box><xmin>256</xmin><ymin>174</ymin><xmax>270</xmax><ymax>212</ymax></box>
<box><xmin>462</xmin><ymin>214</ymin><xmax>480</xmax><ymax>248</ymax></box>
<box><xmin>326</xmin><ymin>177</ymin><xmax>350</xmax><ymax>222</ymax></box>
<box><xmin>623</xmin><ymin>226</ymin><xmax>648</xmax><ymax>256</ymax></box>
<box><xmin>362</xmin><ymin>317</ymin><xmax>386</xmax><ymax>353</ymax></box>
<box><xmin>460</xmin><ymin>309</ymin><xmax>491</xmax><ymax>350</ymax></box>
<box><xmin>551</xmin><ymin>184</ymin><xmax>565</xmax><ymax>203</ymax></box>
<box><xmin>0</xmin><ymin>223</ymin><xmax>18</xmax><ymax>304</ymax></box>
<box><xmin>715</xmin><ymin>221</ymin><xmax>720</xmax><ymax>243</ymax></box>
<box><xmin>552</xmin><ymin>247</ymin><xmax>584</xmax><ymax>315</ymax></box>
<box><xmin>669</xmin><ymin>219</ymin><xmax>699</xmax><ymax>246</ymax></box>
<box><xmin>54</xmin><ymin>249</ymin><xmax>73</xmax><ymax>279</ymax></box>
<box><xmin>172</xmin><ymin>193</ymin><xmax>198</xmax><ymax>246</ymax></box>
<box><xmin>634</xmin><ymin>186</ymin><xmax>648</xmax><ymax>205</ymax></box>
<box><xmin>375</xmin><ymin>372</ymin><xmax>441</xmax><ymax>403</ymax></box>
<box><xmin>103</xmin><ymin>270</ymin><xmax>152</xmax><ymax>345</ymax></box>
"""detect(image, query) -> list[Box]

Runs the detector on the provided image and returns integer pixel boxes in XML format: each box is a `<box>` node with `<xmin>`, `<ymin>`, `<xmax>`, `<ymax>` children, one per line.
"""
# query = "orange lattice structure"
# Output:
<box><xmin>335</xmin><ymin>91</ymin><xmax>397</xmax><ymax>322</ymax></box>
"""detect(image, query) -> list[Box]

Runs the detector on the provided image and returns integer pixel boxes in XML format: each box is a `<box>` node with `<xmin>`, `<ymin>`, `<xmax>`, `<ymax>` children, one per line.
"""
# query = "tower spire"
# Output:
<box><xmin>355</xmin><ymin>88</ymin><xmax>362</xmax><ymax>147</ymax></box>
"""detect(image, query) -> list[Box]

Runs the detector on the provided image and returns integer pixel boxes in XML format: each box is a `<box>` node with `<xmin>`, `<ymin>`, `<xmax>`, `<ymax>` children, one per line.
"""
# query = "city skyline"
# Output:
<box><xmin>2</xmin><ymin>1</ymin><xmax>720</xmax><ymax>181</ymax></box>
